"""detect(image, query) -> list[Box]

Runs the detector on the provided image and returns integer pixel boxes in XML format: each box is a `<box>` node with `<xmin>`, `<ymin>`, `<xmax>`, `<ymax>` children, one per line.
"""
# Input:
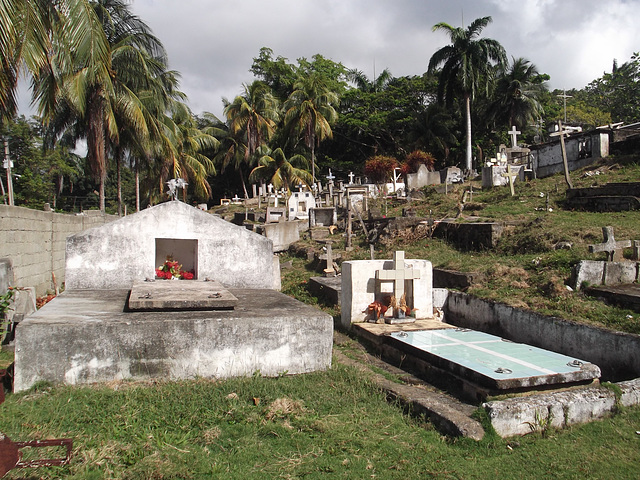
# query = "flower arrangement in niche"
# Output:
<box><xmin>155</xmin><ymin>255</ymin><xmax>195</xmax><ymax>280</ymax></box>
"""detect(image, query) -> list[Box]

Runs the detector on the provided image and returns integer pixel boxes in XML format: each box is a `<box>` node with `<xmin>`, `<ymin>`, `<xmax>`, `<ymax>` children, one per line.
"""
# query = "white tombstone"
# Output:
<box><xmin>288</xmin><ymin>190</ymin><xmax>317</xmax><ymax>220</ymax></box>
<box><xmin>340</xmin><ymin>251</ymin><xmax>433</xmax><ymax>329</ymax></box>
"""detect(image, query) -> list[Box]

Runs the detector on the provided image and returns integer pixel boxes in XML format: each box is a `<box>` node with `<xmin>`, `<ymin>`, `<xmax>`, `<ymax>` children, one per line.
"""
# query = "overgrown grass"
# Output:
<box><xmin>1</xmin><ymin>366</ymin><xmax>639</xmax><ymax>479</ymax></box>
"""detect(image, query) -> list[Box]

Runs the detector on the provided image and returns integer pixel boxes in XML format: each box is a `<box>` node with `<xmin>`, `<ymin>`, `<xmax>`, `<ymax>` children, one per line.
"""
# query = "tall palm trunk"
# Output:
<box><xmin>465</xmin><ymin>93</ymin><xmax>472</xmax><ymax>172</ymax></box>
<box><xmin>135</xmin><ymin>157</ymin><xmax>140</xmax><ymax>211</ymax></box>
<box><xmin>115</xmin><ymin>147</ymin><xmax>122</xmax><ymax>216</ymax></box>
<box><xmin>239</xmin><ymin>171</ymin><xmax>249</xmax><ymax>199</ymax></box>
<box><xmin>87</xmin><ymin>89</ymin><xmax>107</xmax><ymax>212</ymax></box>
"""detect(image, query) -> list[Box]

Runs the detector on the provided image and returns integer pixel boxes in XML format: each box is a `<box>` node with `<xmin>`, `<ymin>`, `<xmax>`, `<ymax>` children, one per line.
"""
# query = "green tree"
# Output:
<box><xmin>346</xmin><ymin>68</ymin><xmax>393</xmax><ymax>93</ymax></box>
<box><xmin>248</xmin><ymin>147</ymin><xmax>312</xmax><ymax>191</ymax></box>
<box><xmin>41</xmin><ymin>0</ymin><xmax>168</xmax><ymax>212</ymax></box>
<box><xmin>584</xmin><ymin>53</ymin><xmax>640</xmax><ymax>123</ymax></box>
<box><xmin>488</xmin><ymin>57</ymin><xmax>547</xmax><ymax>131</ymax></box>
<box><xmin>284</xmin><ymin>73</ymin><xmax>339</xmax><ymax>183</ymax></box>
<box><xmin>223</xmin><ymin>81</ymin><xmax>279</xmax><ymax>197</ymax></box>
<box><xmin>0</xmin><ymin>0</ymin><xmax>111</xmax><ymax>122</ymax></box>
<box><xmin>428</xmin><ymin>16</ymin><xmax>506</xmax><ymax>171</ymax></box>
<box><xmin>158</xmin><ymin>102</ymin><xmax>218</xmax><ymax>201</ymax></box>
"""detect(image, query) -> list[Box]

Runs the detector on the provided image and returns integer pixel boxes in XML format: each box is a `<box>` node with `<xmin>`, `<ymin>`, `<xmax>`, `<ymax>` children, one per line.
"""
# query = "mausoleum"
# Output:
<box><xmin>14</xmin><ymin>201</ymin><xmax>333</xmax><ymax>391</ymax></box>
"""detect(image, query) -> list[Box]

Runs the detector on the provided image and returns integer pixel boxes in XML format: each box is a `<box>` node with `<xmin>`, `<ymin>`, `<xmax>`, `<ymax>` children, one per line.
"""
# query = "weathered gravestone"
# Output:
<box><xmin>588</xmin><ymin>226</ymin><xmax>631</xmax><ymax>262</ymax></box>
<box><xmin>14</xmin><ymin>201</ymin><xmax>333</xmax><ymax>391</ymax></box>
<box><xmin>341</xmin><ymin>251</ymin><xmax>433</xmax><ymax>328</ymax></box>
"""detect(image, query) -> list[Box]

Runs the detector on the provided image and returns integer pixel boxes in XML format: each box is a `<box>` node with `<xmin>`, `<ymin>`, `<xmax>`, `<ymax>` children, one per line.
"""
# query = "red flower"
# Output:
<box><xmin>182</xmin><ymin>272</ymin><xmax>194</xmax><ymax>280</ymax></box>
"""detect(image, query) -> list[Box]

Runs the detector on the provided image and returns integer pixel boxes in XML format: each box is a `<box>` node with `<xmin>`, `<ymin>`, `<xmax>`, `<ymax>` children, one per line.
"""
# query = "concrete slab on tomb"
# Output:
<box><xmin>128</xmin><ymin>280</ymin><xmax>237</xmax><ymax>310</ymax></box>
<box><xmin>388</xmin><ymin>329</ymin><xmax>600</xmax><ymax>392</ymax></box>
<box><xmin>14</xmin><ymin>288</ymin><xmax>333</xmax><ymax>391</ymax></box>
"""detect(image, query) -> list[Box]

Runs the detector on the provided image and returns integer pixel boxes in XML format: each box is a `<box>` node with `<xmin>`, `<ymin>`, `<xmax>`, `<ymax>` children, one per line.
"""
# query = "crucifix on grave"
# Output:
<box><xmin>326</xmin><ymin>169</ymin><xmax>335</xmax><ymax>197</ymax></box>
<box><xmin>501</xmin><ymin>164</ymin><xmax>518</xmax><ymax>196</ymax></box>
<box><xmin>588</xmin><ymin>226</ymin><xmax>631</xmax><ymax>262</ymax></box>
<box><xmin>508</xmin><ymin>125</ymin><xmax>521</xmax><ymax>148</ymax></box>
<box><xmin>375</xmin><ymin>251</ymin><xmax>420</xmax><ymax>323</ymax></box>
<box><xmin>348</xmin><ymin>171</ymin><xmax>355</xmax><ymax>185</ymax></box>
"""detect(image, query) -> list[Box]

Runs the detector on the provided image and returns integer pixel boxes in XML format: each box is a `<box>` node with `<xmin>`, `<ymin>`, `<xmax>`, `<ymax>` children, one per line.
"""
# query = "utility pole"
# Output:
<box><xmin>4</xmin><ymin>138</ymin><xmax>14</xmax><ymax>206</ymax></box>
<box><xmin>557</xmin><ymin>90</ymin><xmax>572</xmax><ymax>124</ymax></box>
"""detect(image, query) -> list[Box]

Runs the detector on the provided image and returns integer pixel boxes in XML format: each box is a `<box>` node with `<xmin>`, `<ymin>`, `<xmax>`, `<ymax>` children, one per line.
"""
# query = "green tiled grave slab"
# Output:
<box><xmin>389</xmin><ymin>329</ymin><xmax>601</xmax><ymax>391</ymax></box>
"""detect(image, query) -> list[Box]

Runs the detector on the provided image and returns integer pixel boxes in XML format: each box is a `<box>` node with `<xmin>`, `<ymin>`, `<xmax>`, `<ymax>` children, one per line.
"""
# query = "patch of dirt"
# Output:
<box><xmin>264</xmin><ymin>398</ymin><xmax>305</xmax><ymax>422</ymax></box>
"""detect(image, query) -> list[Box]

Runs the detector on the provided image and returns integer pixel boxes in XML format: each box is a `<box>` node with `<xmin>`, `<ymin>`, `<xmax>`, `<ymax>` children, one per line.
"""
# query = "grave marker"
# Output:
<box><xmin>376</xmin><ymin>251</ymin><xmax>421</xmax><ymax>320</ymax></box>
<box><xmin>508</xmin><ymin>126</ymin><xmax>521</xmax><ymax>148</ymax></box>
<box><xmin>501</xmin><ymin>165</ymin><xmax>518</xmax><ymax>196</ymax></box>
<box><xmin>588</xmin><ymin>226</ymin><xmax>631</xmax><ymax>261</ymax></box>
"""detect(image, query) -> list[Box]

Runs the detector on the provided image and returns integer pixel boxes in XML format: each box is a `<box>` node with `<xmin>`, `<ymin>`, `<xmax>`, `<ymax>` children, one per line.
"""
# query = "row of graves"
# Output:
<box><xmin>3</xmin><ymin>196</ymin><xmax>639</xmax><ymax>444</ymax></box>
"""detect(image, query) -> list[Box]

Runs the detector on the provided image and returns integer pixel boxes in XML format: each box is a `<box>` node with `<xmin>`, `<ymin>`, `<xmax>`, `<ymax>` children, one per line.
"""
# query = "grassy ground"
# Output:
<box><xmin>1</xmin><ymin>155</ymin><xmax>640</xmax><ymax>478</ymax></box>
<box><xmin>1</xmin><ymin>370</ymin><xmax>639</xmax><ymax>479</ymax></box>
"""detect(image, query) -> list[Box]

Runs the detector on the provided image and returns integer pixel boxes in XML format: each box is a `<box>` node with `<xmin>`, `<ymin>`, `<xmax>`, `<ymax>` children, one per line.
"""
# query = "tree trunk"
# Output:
<box><xmin>116</xmin><ymin>148</ymin><xmax>122</xmax><ymax>216</ymax></box>
<box><xmin>240</xmin><ymin>171</ymin><xmax>249</xmax><ymax>199</ymax></box>
<box><xmin>87</xmin><ymin>89</ymin><xmax>107</xmax><ymax>212</ymax></box>
<box><xmin>135</xmin><ymin>157</ymin><xmax>140</xmax><ymax>212</ymax></box>
<box><xmin>311</xmin><ymin>133</ymin><xmax>316</xmax><ymax>184</ymax></box>
<box><xmin>465</xmin><ymin>93</ymin><xmax>472</xmax><ymax>172</ymax></box>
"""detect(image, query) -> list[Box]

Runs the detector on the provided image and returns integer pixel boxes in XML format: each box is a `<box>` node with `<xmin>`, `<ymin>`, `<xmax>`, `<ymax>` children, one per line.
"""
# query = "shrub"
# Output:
<box><xmin>364</xmin><ymin>155</ymin><xmax>398</xmax><ymax>183</ymax></box>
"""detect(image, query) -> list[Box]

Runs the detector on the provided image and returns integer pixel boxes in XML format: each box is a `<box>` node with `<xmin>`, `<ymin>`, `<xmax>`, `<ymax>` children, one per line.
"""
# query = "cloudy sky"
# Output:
<box><xmin>16</xmin><ymin>0</ymin><xmax>640</xmax><ymax>120</ymax></box>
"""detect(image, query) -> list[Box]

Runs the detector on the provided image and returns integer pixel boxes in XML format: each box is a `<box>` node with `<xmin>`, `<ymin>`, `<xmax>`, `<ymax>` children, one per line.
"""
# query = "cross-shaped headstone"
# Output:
<box><xmin>376</xmin><ymin>251</ymin><xmax>420</xmax><ymax>314</ymax></box>
<box><xmin>501</xmin><ymin>165</ymin><xmax>518</xmax><ymax>196</ymax></box>
<box><xmin>348</xmin><ymin>171</ymin><xmax>355</xmax><ymax>184</ymax></box>
<box><xmin>588</xmin><ymin>226</ymin><xmax>631</xmax><ymax>261</ymax></box>
<box><xmin>508</xmin><ymin>126</ymin><xmax>521</xmax><ymax>148</ymax></box>
<box><xmin>323</xmin><ymin>242</ymin><xmax>334</xmax><ymax>277</ymax></box>
<box><xmin>326</xmin><ymin>169</ymin><xmax>335</xmax><ymax>183</ymax></box>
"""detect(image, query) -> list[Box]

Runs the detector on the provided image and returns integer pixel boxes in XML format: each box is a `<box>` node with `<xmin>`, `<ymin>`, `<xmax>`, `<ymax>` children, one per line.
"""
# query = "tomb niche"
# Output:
<box><xmin>14</xmin><ymin>201</ymin><xmax>333</xmax><ymax>391</ymax></box>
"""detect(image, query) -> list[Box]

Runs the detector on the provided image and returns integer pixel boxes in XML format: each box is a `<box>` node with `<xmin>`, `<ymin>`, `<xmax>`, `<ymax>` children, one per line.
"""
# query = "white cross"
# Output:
<box><xmin>348</xmin><ymin>172</ymin><xmax>355</xmax><ymax>184</ymax></box>
<box><xmin>501</xmin><ymin>165</ymin><xmax>518</xmax><ymax>196</ymax></box>
<box><xmin>376</xmin><ymin>251</ymin><xmax>420</xmax><ymax>305</ymax></box>
<box><xmin>326</xmin><ymin>169</ymin><xmax>335</xmax><ymax>183</ymax></box>
<box><xmin>508</xmin><ymin>126</ymin><xmax>521</xmax><ymax>148</ymax></box>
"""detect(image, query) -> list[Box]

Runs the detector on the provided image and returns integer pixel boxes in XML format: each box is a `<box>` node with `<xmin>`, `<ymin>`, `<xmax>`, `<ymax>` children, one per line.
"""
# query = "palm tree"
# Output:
<box><xmin>408</xmin><ymin>103</ymin><xmax>458</xmax><ymax>163</ymax></box>
<box><xmin>346</xmin><ymin>68</ymin><xmax>393</xmax><ymax>93</ymax></box>
<box><xmin>37</xmin><ymin>0</ymin><xmax>168</xmax><ymax>212</ymax></box>
<box><xmin>248</xmin><ymin>147</ymin><xmax>312</xmax><ymax>192</ymax></box>
<box><xmin>488</xmin><ymin>57</ymin><xmax>547</xmax><ymax>131</ymax></box>
<box><xmin>158</xmin><ymin>101</ymin><xmax>218</xmax><ymax>201</ymax></box>
<box><xmin>0</xmin><ymin>0</ymin><xmax>111</xmax><ymax>122</ymax></box>
<box><xmin>428</xmin><ymin>16</ymin><xmax>506</xmax><ymax>171</ymax></box>
<box><xmin>222</xmin><ymin>81</ymin><xmax>279</xmax><ymax>197</ymax></box>
<box><xmin>284</xmin><ymin>73</ymin><xmax>339</xmax><ymax>183</ymax></box>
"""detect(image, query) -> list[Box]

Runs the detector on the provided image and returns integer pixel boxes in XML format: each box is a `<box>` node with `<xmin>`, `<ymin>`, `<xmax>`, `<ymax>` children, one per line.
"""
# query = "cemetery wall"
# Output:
<box><xmin>446</xmin><ymin>291</ymin><xmax>640</xmax><ymax>381</ymax></box>
<box><xmin>0</xmin><ymin>205</ymin><xmax>117</xmax><ymax>295</ymax></box>
<box><xmin>533</xmin><ymin>132</ymin><xmax>609</xmax><ymax>178</ymax></box>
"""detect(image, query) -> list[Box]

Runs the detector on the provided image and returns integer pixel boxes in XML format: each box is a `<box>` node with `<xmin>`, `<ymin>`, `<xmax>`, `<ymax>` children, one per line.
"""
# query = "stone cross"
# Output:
<box><xmin>588</xmin><ymin>226</ymin><xmax>631</xmax><ymax>261</ymax></box>
<box><xmin>376</xmin><ymin>251</ymin><xmax>420</xmax><ymax>311</ymax></box>
<box><xmin>323</xmin><ymin>242</ymin><xmax>334</xmax><ymax>277</ymax></box>
<box><xmin>348</xmin><ymin>171</ymin><xmax>355</xmax><ymax>184</ymax></box>
<box><xmin>508</xmin><ymin>126</ymin><xmax>521</xmax><ymax>148</ymax></box>
<box><xmin>501</xmin><ymin>165</ymin><xmax>518</xmax><ymax>196</ymax></box>
<box><xmin>326</xmin><ymin>169</ymin><xmax>335</xmax><ymax>183</ymax></box>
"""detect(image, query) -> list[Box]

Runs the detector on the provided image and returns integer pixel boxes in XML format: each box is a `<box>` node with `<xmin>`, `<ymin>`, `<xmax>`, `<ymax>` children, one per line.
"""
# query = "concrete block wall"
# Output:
<box><xmin>533</xmin><ymin>132</ymin><xmax>608</xmax><ymax>179</ymax></box>
<box><xmin>0</xmin><ymin>206</ymin><xmax>117</xmax><ymax>295</ymax></box>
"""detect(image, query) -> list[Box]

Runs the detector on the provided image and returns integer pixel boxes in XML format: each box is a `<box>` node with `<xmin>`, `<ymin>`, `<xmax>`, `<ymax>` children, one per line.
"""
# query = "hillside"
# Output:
<box><xmin>270</xmin><ymin>154</ymin><xmax>640</xmax><ymax>334</ymax></box>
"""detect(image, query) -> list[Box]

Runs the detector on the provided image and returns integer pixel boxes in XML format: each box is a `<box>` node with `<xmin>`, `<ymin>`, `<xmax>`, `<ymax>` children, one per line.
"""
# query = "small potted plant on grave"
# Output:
<box><xmin>155</xmin><ymin>255</ymin><xmax>195</xmax><ymax>280</ymax></box>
